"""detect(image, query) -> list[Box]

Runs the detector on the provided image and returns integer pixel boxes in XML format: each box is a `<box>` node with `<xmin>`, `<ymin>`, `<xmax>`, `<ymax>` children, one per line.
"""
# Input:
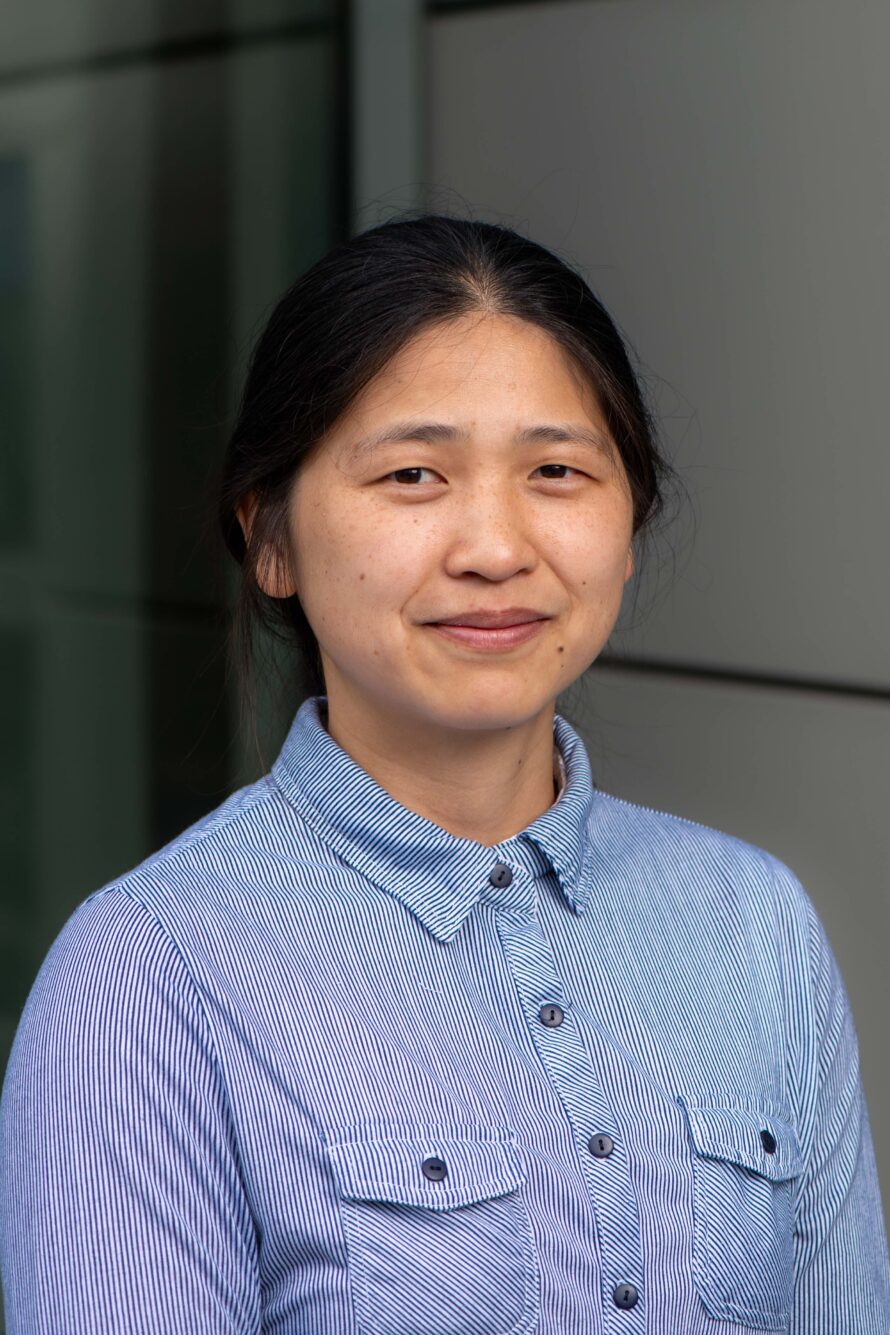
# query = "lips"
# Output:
<box><xmin>428</xmin><ymin>617</ymin><xmax>549</xmax><ymax>651</ymax></box>
<box><xmin>428</xmin><ymin>608</ymin><xmax>549</xmax><ymax>628</ymax></box>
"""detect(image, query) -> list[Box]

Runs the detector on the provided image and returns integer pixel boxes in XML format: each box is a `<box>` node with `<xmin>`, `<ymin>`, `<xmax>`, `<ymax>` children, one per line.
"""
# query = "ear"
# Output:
<box><xmin>624</xmin><ymin>543</ymin><xmax>635</xmax><ymax>583</ymax></box>
<box><xmin>235</xmin><ymin>492</ymin><xmax>258</xmax><ymax>544</ymax></box>
<box><xmin>235</xmin><ymin>492</ymin><xmax>298</xmax><ymax>600</ymax></box>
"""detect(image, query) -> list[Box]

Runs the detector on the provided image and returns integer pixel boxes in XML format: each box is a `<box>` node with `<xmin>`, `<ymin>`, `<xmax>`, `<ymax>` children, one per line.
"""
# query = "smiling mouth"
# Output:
<box><xmin>427</xmin><ymin>620</ymin><xmax>548</xmax><ymax>651</ymax></box>
<box><xmin>427</xmin><ymin>607</ymin><xmax>551</xmax><ymax>629</ymax></box>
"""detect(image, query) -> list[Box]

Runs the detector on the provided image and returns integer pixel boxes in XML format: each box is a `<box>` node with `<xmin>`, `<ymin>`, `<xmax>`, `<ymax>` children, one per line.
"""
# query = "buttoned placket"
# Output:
<box><xmin>480</xmin><ymin>857</ymin><xmax>646</xmax><ymax>1332</ymax></box>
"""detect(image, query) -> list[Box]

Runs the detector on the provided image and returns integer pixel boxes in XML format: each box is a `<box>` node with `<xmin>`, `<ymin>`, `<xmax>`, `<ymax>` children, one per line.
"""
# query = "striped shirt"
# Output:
<box><xmin>1</xmin><ymin>694</ymin><xmax>888</xmax><ymax>1333</ymax></box>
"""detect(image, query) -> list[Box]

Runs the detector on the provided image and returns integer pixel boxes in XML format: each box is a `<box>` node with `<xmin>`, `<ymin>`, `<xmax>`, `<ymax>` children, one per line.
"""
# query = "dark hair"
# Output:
<box><xmin>219</xmin><ymin>212</ymin><xmax>677</xmax><ymax>738</ymax></box>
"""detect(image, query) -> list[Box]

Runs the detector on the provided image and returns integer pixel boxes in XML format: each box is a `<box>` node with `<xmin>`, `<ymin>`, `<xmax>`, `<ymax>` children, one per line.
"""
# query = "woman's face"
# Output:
<box><xmin>284</xmin><ymin>312</ymin><xmax>635</xmax><ymax>735</ymax></box>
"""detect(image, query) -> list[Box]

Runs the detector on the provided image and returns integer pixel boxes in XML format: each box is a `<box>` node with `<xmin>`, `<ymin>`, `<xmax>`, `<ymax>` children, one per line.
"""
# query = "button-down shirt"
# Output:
<box><xmin>2</xmin><ymin>695</ymin><xmax>888</xmax><ymax>1333</ymax></box>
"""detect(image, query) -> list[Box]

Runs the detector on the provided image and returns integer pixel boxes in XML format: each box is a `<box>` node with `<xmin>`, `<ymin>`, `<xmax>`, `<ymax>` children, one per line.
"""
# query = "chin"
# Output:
<box><xmin>418</xmin><ymin>686</ymin><xmax>557</xmax><ymax>734</ymax></box>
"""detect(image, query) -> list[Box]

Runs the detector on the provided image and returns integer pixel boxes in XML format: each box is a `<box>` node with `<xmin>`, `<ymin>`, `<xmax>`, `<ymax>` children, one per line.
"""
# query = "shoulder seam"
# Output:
<box><xmin>110</xmin><ymin>883</ymin><xmax>245</xmax><ymax>1137</ymax></box>
<box><xmin>106</xmin><ymin>884</ymin><xmax>224</xmax><ymax>1045</ymax></box>
<box><xmin>83</xmin><ymin>884</ymin><xmax>256</xmax><ymax>1202</ymax></box>
<box><xmin>596</xmin><ymin>790</ymin><xmax>769</xmax><ymax>855</ymax></box>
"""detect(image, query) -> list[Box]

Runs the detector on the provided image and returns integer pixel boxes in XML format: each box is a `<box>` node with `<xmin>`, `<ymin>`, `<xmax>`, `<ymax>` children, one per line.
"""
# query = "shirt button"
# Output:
<box><xmin>613</xmin><ymin>1282</ymin><xmax>639</xmax><ymax>1310</ymax></box>
<box><xmin>588</xmin><ymin>1133</ymin><xmax>614</xmax><ymax>1158</ymax></box>
<box><xmin>421</xmin><ymin>1156</ymin><xmax>447</xmax><ymax>1182</ymax></box>
<box><xmin>488</xmin><ymin>863</ymin><xmax>513</xmax><ymax>888</ymax></box>
<box><xmin>538</xmin><ymin>1003</ymin><xmax>564</xmax><ymax>1027</ymax></box>
<box><xmin>760</xmin><ymin>1128</ymin><xmax>777</xmax><ymax>1154</ymax></box>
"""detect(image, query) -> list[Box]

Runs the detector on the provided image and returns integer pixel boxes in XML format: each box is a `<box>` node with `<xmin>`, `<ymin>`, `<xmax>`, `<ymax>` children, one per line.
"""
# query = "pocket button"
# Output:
<box><xmin>760</xmin><ymin>1128</ymin><xmax>777</xmax><ymax>1154</ymax></box>
<box><xmin>421</xmin><ymin>1156</ymin><xmax>447</xmax><ymax>1182</ymax></box>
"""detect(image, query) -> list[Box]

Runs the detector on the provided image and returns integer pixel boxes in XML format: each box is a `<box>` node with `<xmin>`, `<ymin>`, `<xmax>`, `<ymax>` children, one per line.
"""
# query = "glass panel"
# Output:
<box><xmin>148</xmin><ymin>616</ymin><xmax>234</xmax><ymax>846</ymax></box>
<box><xmin>0</xmin><ymin>23</ymin><xmax>342</xmax><ymax>1196</ymax></box>
<box><xmin>0</xmin><ymin>0</ymin><xmax>336</xmax><ymax>77</ymax></box>
<box><xmin>0</xmin><ymin>158</ymin><xmax>32</xmax><ymax>551</ymax></box>
<box><xmin>35</xmin><ymin>603</ymin><xmax>149</xmax><ymax>943</ymax></box>
<box><xmin>0</xmin><ymin>627</ymin><xmax>37</xmax><ymax>1023</ymax></box>
<box><xmin>0</xmin><ymin>39</ymin><xmax>337</xmax><ymax>608</ymax></box>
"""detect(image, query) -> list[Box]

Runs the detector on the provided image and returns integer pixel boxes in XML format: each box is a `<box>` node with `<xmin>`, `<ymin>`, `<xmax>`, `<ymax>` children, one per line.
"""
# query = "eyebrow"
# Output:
<box><xmin>345</xmin><ymin>420</ymin><xmax>616</xmax><ymax>464</ymax></box>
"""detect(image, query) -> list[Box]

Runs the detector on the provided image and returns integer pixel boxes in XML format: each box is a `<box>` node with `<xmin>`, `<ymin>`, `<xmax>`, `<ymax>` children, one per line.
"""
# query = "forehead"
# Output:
<box><xmin>325</xmin><ymin>312</ymin><xmax>612</xmax><ymax>451</ymax></box>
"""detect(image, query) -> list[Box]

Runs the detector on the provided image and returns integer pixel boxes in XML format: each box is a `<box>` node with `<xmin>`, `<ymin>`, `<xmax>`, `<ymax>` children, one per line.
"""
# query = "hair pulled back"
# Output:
<box><xmin>218</xmin><ymin>212</ymin><xmax>675</xmax><ymax>722</ymax></box>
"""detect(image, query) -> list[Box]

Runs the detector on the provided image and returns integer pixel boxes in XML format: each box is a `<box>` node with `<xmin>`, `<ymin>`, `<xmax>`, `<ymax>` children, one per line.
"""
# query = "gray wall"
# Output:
<box><xmin>427</xmin><ymin>0</ymin><xmax>890</xmax><ymax>1214</ymax></box>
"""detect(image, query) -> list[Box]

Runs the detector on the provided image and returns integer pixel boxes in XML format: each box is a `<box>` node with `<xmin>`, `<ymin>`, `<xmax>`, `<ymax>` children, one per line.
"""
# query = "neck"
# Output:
<box><xmin>320</xmin><ymin>692</ymin><xmax>559</xmax><ymax>846</ymax></box>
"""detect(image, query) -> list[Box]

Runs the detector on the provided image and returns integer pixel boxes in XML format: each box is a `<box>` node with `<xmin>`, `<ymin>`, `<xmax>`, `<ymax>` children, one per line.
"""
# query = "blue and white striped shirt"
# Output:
<box><xmin>2</xmin><ymin>695</ymin><xmax>888</xmax><ymax>1332</ymax></box>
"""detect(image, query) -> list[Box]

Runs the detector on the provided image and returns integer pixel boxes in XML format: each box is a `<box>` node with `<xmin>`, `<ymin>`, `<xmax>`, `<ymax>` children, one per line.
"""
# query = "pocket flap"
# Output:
<box><xmin>323</xmin><ymin>1123</ymin><xmax>525</xmax><ymax>1212</ymax></box>
<box><xmin>677</xmin><ymin>1096</ymin><xmax>803</xmax><ymax>1183</ymax></box>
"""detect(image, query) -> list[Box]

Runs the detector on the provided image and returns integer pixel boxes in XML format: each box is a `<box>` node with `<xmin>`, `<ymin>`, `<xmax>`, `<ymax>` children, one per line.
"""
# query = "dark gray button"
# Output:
<box><xmin>488</xmin><ymin>863</ymin><xmax>513</xmax><ymax>888</ymax></box>
<box><xmin>588</xmin><ymin>1133</ymin><xmax>614</xmax><ymax>1158</ymax></box>
<box><xmin>421</xmin><ymin>1156</ymin><xmax>447</xmax><ymax>1182</ymax></box>
<box><xmin>613</xmin><ymin>1282</ymin><xmax>639</xmax><ymax>1310</ymax></box>
<box><xmin>760</xmin><ymin>1128</ymin><xmax>777</xmax><ymax>1154</ymax></box>
<box><xmin>538</xmin><ymin>1003</ymin><xmax>564</xmax><ymax>1028</ymax></box>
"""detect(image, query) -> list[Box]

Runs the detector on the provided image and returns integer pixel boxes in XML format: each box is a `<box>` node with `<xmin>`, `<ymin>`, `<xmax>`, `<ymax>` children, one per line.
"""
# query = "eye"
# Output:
<box><xmin>383</xmin><ymin>467</ymin><xmax>440</xmax><ymax>485</ymax></box>
<box><xmin>533</xmin><ymin>463</ymin><xmax>582</xmax><ymax>480</ymax></box>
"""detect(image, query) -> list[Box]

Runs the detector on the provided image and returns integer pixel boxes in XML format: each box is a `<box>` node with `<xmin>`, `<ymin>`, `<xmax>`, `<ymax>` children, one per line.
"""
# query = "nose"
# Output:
<box><xmin>441</xmin><ymin>482</ymin><xmax>539</xmax><ymax>583</ymax></box>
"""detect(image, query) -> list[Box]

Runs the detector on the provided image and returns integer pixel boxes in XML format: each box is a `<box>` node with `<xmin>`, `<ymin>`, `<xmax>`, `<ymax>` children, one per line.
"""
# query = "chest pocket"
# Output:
<box><xmin>678</xmin><ymin>1095</ymin><xmax>803</xmax><ymax>1331</ymax></box>
<box><xmin>324</xmin><ymin>1123</ymin><xmax>539</xmax><ymax>1335</ymax></box>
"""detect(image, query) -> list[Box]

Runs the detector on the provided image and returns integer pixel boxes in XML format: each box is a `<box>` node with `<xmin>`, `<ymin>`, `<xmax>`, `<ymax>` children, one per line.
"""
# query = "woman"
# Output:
<box><xmin>2</xmin><ymin>215</ymin><xmax>888</xmax><ymax>1333</ymax></box>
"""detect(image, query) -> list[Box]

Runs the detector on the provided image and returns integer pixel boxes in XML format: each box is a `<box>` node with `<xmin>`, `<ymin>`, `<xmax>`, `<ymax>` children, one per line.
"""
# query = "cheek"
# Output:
<box><xmin>565</xmin><ymin>528</ymin><xmax>632</xmax><ymax>595</ymax></box>
<box><xmin>293</xmin><ymin>498</ymin><xmax>428</xmax><ymax>632</ymax></box>
<box><xmin>290</xmin><ymin>498</ymin><xmax>355</xmax><ymax>627</ymax></box>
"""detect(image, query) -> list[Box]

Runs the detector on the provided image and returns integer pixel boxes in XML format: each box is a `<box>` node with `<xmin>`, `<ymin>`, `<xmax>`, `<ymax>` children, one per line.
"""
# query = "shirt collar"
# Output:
<box><xmin>271</xmin><ymin>695</ymin><xmax>596</xmax><ymax>942</ymax></box>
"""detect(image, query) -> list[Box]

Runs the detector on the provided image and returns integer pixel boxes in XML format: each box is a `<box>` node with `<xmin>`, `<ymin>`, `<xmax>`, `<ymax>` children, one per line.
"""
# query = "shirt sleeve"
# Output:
<box><xmin>0</xmin><ymin>886</ymin><xmax>261</xmax><ymax>1334</ymax></box>
<box><xmin>772</xmin><ymin>859</ymin><xmax>890</xmax><ymax>1332</ymax></box>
